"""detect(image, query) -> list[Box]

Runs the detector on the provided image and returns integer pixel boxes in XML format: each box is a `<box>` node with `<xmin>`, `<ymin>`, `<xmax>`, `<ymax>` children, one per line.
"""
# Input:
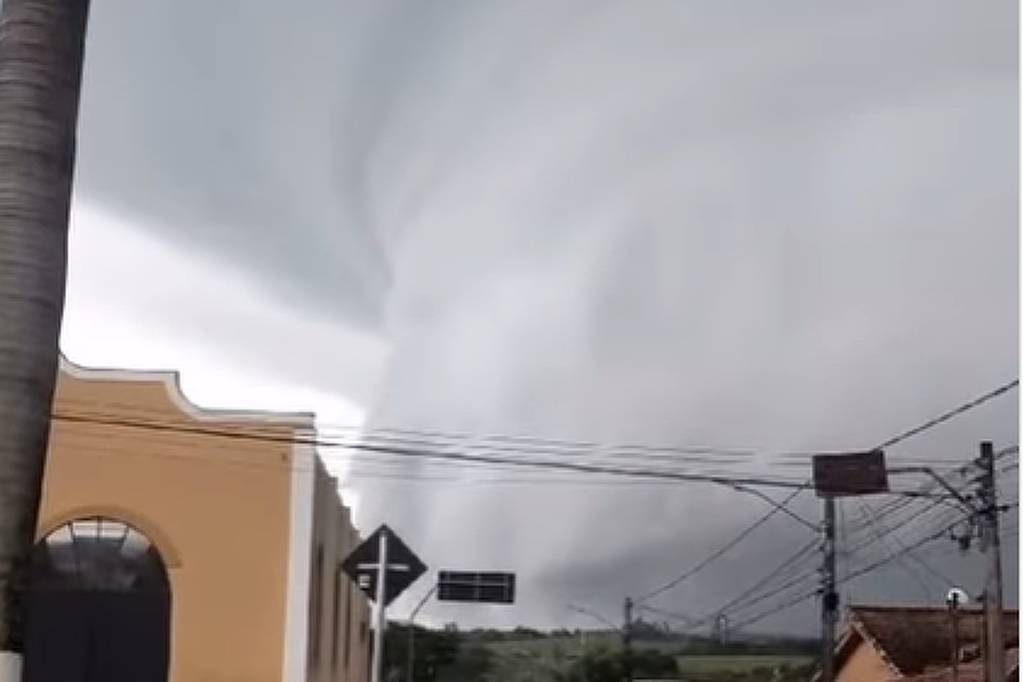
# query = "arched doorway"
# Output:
<box><xmin>24</xmin><ymin>517</ymin><xmax>171</xmax><ymax>682</ymax></box>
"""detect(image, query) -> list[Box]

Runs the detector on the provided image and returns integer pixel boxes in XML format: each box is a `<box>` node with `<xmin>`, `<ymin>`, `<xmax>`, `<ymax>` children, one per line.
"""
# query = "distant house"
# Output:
<box><xmin>833</xmin><ymin>605</ymin><xmax>1018</xmax><ymax>682</ymax></box>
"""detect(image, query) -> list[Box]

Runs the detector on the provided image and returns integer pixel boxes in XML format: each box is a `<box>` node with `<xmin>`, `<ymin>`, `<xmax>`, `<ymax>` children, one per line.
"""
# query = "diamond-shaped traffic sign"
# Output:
<box><xmin>341</xmin><ymin>524</ymin><xmax>426</xmax><ymax>606</ymax></box>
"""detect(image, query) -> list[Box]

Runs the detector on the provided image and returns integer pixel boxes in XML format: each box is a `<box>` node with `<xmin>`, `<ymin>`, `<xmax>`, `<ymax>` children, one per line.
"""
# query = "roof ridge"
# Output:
<box><xmin>847</xmin><ymin>613</ymin><xmax>906</xmax><ymax>676</ymax></box>
<box><xmin>849</xmin><ymin>604</ymin><xmax>1018</xmax><ymax>614</ymax></box>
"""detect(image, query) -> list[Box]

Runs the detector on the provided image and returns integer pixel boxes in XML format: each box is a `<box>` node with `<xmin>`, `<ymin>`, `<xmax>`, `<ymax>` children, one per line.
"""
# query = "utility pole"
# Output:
<box><xmin>951</xmin><ymin>605</ymin><xmax>961</xmax><ymax>682</ymax></box>
<box><xmin>622</xmin><ymin>597</ymin><xmax>633</xmax><ymax>682</ymax></box>
<box><xmin>371</xmin><ymin>528</ymin><xmax>389</xmax><ymax>682</ymax></box>
<box><xmin>820</xmin><ymin>495</ymin><xmax>838</xmax><ymax>682</ymax></box>
<box><xmin>811</xmin><ymin>451</ymin><xmax>888</xmax><ymax>682</ymax></box>
<box><xmin>581</xmin><ymin>628</ymin><xmax>588</xmax><ymax>682</ymax></box>
<box><xmin>977</xmin><ymin>441</ymin><xmax>1005</xmax><ymax>682</ymax></box>
<box><xmin>713</xmin><ymin>613</ymin><xmax>730</xmax><ymax>645</ymax></box>
<box><xmin>946</xmin><ymin>588</ymin><xmax>968</xmax><ymax>682</ymax></box>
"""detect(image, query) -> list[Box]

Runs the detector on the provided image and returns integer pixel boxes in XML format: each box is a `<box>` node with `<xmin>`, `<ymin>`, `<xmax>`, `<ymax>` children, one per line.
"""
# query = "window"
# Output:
<box><xmin>309</xmin><ymin>544</ymin><xmax>324</xmax><ymax>664</ymax></box>
<box><xmin>343</xmin><ymin>582</ymin><xmax>354</xmax><ymax>669</ymax></box>
<box><xmin>27</xmin><ymin>518</ymin><xmax>172</xmax><ymax>682</ymax></box>
<box><xmin>34</xmin><ymin>517</ymin><xmax>168</xmax><ymax>592</ymax></box>
<box><xmin>331</xmin><ymin>564</ymin><xmax>343</xmax><ymax>673</ymax></box>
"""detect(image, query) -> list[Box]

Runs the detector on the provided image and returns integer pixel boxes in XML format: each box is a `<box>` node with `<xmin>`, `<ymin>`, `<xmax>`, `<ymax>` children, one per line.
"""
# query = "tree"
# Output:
<box><xmin>0</xmin><ymin>1</ymin><xmax>91</xmax><ymax>678</ymax></box>
<box><xmin>384</xmin><ymin>623</ymin><xmax>459</xmax><ymax>682</ymax></box>
<box><xmin>558</xmin><ymin>646</ymin><xmax>624</xmax><ymax>682</ymax></box>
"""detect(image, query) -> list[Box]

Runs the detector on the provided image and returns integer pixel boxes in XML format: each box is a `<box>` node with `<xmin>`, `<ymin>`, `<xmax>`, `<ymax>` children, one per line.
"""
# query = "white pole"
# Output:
<box><xmin>371</xmin><ymin>530</ymin><xmax>389</xmax><ymax>682</ymax></box>
<box><xmin>0</xmin><ymin>651</ymin><xmax>21</xmax><ymax>682</ymax></box>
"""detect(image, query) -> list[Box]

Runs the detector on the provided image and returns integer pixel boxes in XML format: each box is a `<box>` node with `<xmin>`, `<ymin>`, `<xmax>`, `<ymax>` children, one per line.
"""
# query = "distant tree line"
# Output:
<box><xmin>381</xmin><ymin>621</ymin><xmax>818</xmax><ymax>682</ymax></box>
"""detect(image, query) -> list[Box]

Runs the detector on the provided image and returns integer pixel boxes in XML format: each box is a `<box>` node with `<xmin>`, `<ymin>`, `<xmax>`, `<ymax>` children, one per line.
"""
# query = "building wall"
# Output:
<box><xmin>307</xmin><ymin>460</ymin><xmax>371</xmax><ymax>682</ymax></box>
<box><xmin>38</xmin><ymin>358</ymin><xmax>370</xmax><ymax>682</ymax></box>
<box><xmin>344</xmin><ymin>525</ymin><xmax>372</xmax><ymax>682</ymax></box>
<box><xmin>837</xmin><ymin>639</ymin><xmax>899</xmax><ymax>682</ymax></box>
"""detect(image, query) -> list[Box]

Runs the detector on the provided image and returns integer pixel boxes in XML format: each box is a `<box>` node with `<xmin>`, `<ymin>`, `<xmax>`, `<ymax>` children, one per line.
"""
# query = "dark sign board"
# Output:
<box><xmin>437</xmin><ymin>571</ymin><xmax>516</xmax><ymax>604</ymax></box>
<box><xmin>812</xmin><ymin>450</ymin><xmax>889</xmax><ymax>497</ymax></box>
<box><xmin>342</xmin><ymin>525</ymin><xmax>427</xmax><ymax>606</ymax></box>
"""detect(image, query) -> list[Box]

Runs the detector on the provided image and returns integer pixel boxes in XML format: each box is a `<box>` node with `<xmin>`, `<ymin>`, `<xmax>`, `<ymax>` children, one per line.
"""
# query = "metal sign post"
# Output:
<box><xmin>342</xmin><ymin>525</ymin><xmax>427</xmax><ymax>682</ymax></box>
<box><xmin>371</xmin><ymin>529</ymin><xmax>388</xmax><ymax>682</ymax></box>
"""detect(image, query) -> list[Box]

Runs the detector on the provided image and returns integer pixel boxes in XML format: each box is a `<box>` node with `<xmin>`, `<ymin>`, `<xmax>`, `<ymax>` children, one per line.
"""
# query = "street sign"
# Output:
<box><xmin>342</xmin><ymin>525</ymin><xmax>426</xmax><ymax>606</ymax></box>
<box><xmin>437</xmin><ymin>571</ymin><xmax>516</xmax><ymax>604</ymax></box>
<box><xmin>812</xmin><ymin>450</ymin><xmax>889</xmax><ymax>497</ymax></box>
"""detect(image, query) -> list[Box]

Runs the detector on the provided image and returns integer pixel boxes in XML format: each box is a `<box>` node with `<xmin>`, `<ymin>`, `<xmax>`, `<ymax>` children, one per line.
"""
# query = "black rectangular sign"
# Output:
<box><xmin>812</xmin><ymin>450</ymin><xmax>889</xmax><ymax>497</ymax></box>
<box><xmin>437</xmin><ymin>571</ymin><xmax>516</xmax><ymax>604</ymax></box>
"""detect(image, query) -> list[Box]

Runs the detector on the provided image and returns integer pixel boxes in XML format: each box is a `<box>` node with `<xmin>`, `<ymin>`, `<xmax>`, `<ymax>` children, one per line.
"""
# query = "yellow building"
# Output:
<box><xmin>27</xmin><ymin>357</ymin><xmax>371</xmax><ymax>682</ymax></box>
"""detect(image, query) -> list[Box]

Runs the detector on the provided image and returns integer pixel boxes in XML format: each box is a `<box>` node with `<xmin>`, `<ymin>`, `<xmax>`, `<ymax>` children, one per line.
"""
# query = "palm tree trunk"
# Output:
<box><xmin>0</xmin><ymin>1</ymin><xmax>90</xmax><ymax>679</ymax></box>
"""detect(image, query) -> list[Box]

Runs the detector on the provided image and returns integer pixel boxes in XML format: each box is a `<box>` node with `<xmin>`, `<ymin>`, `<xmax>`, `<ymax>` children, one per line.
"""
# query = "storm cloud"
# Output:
<box><xmin>63</xmin><ymin>0</ymin><xmax>1017</xmax><ymax>634</ymax></box>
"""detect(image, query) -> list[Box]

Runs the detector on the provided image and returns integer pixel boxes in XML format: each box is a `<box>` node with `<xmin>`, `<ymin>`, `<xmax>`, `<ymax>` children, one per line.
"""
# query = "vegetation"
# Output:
<box><xmin>384</xmin><ymin>622</ymin><xmax>817</xmax><ymax>682</ymax></box>
<box><xmin>676</xmin><ymin>655</ymin><xmax>815</xmax><ymax>681</ymax></box>
<box><xmin>383</xmin><ymin>622</ymin><xmax>460</xmax><ymax>682</ymax></box>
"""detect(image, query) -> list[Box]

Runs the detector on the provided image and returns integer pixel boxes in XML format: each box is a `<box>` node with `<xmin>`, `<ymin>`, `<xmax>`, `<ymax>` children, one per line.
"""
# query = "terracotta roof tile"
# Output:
<box><xmin>846</xmin><ymin>605</ymin><xmax>1018</xmax><ymax>676</ymax></box>
<box><xmin>902</xmin><ymin>648</ymin><xmax>1018</xmax><ymax>681</ymax></box>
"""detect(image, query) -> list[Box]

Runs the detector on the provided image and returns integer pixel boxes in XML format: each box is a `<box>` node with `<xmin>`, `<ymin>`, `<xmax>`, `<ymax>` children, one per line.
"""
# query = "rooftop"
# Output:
<box><xmin>839</xmin><ymin>605</ymin><xmax>1019</xmax><ymax>677</ymax></box>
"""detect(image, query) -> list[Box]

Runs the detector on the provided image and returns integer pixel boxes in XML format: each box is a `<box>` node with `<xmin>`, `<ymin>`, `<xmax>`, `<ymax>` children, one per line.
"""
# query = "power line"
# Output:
<box><xmin>53</xmin><ymin>379</ymin><xmax>1019</xmax><ymax>490</ymax></box>
<box><xmin>638</xmin><ymin>485</ymin><xmax>810</xmax><ymax>603</ymax></box>
<box><xmin>636</xmin><ymin>603</ymin><xmax>697</xmax><ymax>627</ymax></box>
<box><xmin>843</xmin><ymin>445</ymin><xmax>1015</xmax><ymax>564</ymax></box>
<box><xmin>50</xmin><ymin>412</ymin><xmax>813</xmax><ymax>494</ymax></box>
<box><xmin>832</xmin><ymin>381</ymin><xmax>1020</xmax><ymax>559</ymax></box>
<box><xmin>698</xmin><ymin>473</ymin><xmax>972</xmax><ymax>632</ymax></box>
<box><xmin>729</xmin><ymin>514</ymin><xmax>967</xmax><ymax>632</ymax></box>
<box><xmin>844</xmin><ymin>492</ymin><xmax>958</xmax><ymax>559</ymax></box>
<box><xmin>567</xmin><ymin>604</ymin><xmax>621</xmax><ymax>631</ymax></box>
<box><xmin>842</xmin><ymin>516</ymin><xmax>966</xmax><ymax>585</ymax></box>
<box><xmin>843</xmin><ymin>458</ymin><xmax>977</xmax><ymax>541</ymax></box>
<box><xmin>53</xmin><ymin>396</ymin><xmax>802</xmax><ymax>462</ymax></box>
<box><xmin>53</xmin><ymin>383</ymin><xmax>1016</xmax><ymax>504</ymax></box>
<box><xmin>873</xmin><ymin>379</ymin><xmax>1019</xmax><ymax>451</ymax></box>
<box><xmin>996</xmin><ymin>444</ymin><xmax>1020</xmax><ymax>460</ymax></box>
<box><xmin>51</xmin><ymin>402</ymin><xmax>846</xmax><ymax>484</ymax></box>
<box><xmin>48</xmin><ymin>426</ymin><xmax>807</xmax><ymax>489</ymax></box>
<box><xmin>53</xmin><ymin>376</ymin><xmax>1018</xmax><ymax>482</ymax></box>
<box><xmin>855</xmin><ymin>501</ymin><xmax>943</xmax><ymax>598</ymax></box>
<box><xmin>680</xmin><ymin>537</ymin><xmax>821</xmax><ymax>631</ymax></box>
<box><xmin>47</xmin><ymin>418</ymin><xmax>990</xmax><ymax>504</ymax></box>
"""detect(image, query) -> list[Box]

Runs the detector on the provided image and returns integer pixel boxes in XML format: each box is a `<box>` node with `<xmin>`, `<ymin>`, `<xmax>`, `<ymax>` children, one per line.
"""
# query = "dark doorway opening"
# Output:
<box><xmin>25</xmin><ymin>517</ymin><xmax>171</xmax><ymax>682</ymax></box>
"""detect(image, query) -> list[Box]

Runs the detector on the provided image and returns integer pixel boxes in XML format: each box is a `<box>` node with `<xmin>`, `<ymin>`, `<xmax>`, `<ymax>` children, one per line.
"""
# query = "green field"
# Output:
<box><xmin>675</xmin><ymin>654</ymin><xmax>813</xmax><ymax>673</ymax></box>
<box><xmin>483</xmin><ymin>634</ymin><xmax>683</xmax><ymax>658</ymax></box>
<box><xmin>463</xmin><ymin>637</ymin><xmax>813</xmax><ymax>680</ymax></box>
<box><xmin>428</xmin><ymin>628</ymin><xmax>817</xmax><ymax>681</ymax></box>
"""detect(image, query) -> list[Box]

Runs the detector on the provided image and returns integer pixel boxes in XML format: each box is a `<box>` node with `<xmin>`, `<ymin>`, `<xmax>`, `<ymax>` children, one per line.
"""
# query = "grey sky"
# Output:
<box><xmin>63</xmin><ymin>1</ymin><xmax>1017</xmax><ymax>635</ymax></box>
